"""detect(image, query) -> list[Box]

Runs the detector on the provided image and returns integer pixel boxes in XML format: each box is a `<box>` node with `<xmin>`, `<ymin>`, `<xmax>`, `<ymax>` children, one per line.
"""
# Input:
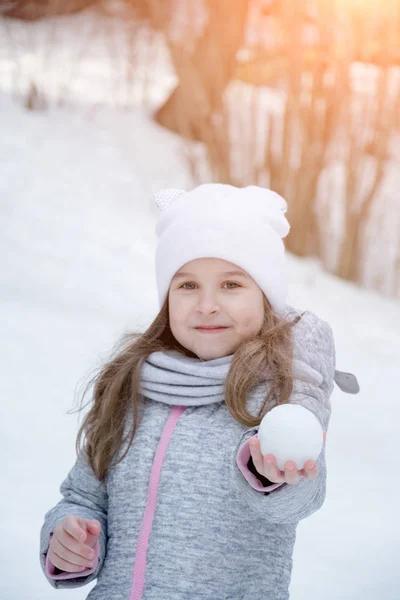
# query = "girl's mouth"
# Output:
<box><xmin>195</xmin><ymin>327</ymin><xmax>229</xmax><ymax>333</ymax></box>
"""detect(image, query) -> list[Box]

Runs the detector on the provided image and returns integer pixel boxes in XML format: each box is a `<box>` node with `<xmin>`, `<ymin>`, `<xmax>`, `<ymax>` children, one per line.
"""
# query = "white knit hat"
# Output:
<box><xmin>153</xmin><ymin>183</ymin><xmax>290</xmax><ymax>316</ymax></box>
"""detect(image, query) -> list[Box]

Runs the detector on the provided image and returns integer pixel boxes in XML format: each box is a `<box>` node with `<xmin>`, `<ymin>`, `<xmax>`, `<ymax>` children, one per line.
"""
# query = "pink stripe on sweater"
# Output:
<box><xmin>129</xmin><ymin>405</ymin><xmax>186</xmax><ymax>600</ymax></box>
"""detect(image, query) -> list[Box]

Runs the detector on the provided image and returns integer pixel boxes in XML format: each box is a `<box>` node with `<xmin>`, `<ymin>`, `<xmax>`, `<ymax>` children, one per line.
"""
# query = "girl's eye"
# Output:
<box><xmin>224</xmin><ymin>282</ymin><xmax>240</xmax><ymax>289</ymax></box>
<box><xmin>180</xmin><ymin>282</ymin><xmax>240</xmax><ymax>289</ymax></box>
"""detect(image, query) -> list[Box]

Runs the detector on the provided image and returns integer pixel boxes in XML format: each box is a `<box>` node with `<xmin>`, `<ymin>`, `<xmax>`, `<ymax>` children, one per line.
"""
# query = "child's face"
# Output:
<box><xmin>168</xmin><ymin>257</ymin><xmax>265</xmax><ymax>360</ymax></box>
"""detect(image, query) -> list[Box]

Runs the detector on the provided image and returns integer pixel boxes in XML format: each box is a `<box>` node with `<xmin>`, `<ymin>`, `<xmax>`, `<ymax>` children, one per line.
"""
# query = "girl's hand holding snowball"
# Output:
<box><xmin>249</xmin><ymin>435</ymin><xmax>324</xmax><ymax>485</ymax></box>
<box><xmin>48</xmin><ymin>515</ymin><xmax>101</xmax><ymax>573</ymax></box>
<box><xmin>249</xmin><ymin>404</ymin><xmax>327</xmax><ymax>486</ymax></box>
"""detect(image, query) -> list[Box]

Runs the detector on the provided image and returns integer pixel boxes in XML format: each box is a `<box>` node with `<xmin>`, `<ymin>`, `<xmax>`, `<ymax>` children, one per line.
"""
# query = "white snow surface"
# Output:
<box><xmin>1</xmin><ymin>94</ymin><xmax>399</xmax><ymax>600</ymax></box>
<box><xmin>0</xmin><ymin>16</ymin><xmax>399</xmax><ymax>599</ymax></box>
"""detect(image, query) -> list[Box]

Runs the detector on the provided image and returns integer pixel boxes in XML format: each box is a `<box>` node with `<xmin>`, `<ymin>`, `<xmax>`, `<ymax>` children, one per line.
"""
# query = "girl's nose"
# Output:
<box><xmin>196</xmin><ymin>293</ymin><xmax>220</xmax><ymax>314</ymax></box>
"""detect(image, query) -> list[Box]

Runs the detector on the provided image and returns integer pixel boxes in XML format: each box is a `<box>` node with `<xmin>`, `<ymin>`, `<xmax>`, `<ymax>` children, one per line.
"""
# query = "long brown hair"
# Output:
<box><xmin>75</xmin><ymin>295</ymin><xmax>300</xmax><ymax>482</ymax></box>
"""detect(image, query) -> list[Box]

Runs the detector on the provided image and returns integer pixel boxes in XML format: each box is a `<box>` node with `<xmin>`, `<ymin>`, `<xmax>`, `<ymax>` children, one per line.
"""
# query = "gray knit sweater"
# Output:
<box><xmin>39</xmin><ymin>309</ymin><xmax>338</xmax><ymax>600</ymax></box>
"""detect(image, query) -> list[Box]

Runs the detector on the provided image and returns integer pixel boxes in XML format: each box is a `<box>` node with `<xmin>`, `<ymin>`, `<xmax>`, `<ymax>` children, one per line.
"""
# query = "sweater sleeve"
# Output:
<box><xmin>39</xmin><ymin>450</ymin><xmax>108</xmax><ymax>589</ymax></box>
<box><xmin>233</xmin><ymin>310</ymin><xmax>336</xmax><ymax>524</ymax></box>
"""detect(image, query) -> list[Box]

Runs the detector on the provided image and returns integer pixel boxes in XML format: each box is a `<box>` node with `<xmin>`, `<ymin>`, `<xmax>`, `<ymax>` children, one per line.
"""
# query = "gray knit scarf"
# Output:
<box><xmin>140</xmin><ymin>350</ymin><xmax>234</xmax><ymax>406</ymax></box>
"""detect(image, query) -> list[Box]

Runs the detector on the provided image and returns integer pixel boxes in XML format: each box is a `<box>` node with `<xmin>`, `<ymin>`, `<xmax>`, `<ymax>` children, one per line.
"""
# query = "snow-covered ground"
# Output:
<box><xmin>2</xmin><ymin>93</ymin><xmax>400</xmax><ymax>600</ymax></box>
<box><xmin>1</xmin><ymin>10</ymin><xmax>400</xmax><ymax>600</ymax></box>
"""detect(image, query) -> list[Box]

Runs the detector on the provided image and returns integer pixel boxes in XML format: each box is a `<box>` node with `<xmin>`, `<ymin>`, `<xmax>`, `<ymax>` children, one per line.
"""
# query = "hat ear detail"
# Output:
<box><xmin>153</xmin><ymin>188</ymin><xmax>186</xmax><ymax>211</ymax></box>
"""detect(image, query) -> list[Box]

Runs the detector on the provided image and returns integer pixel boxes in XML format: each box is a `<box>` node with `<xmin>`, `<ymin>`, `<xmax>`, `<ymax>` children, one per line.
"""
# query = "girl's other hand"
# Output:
<box><xmin>48</xmin><ymin>515</ymin><xmax>101</xmax><ymax>573</ymax></box>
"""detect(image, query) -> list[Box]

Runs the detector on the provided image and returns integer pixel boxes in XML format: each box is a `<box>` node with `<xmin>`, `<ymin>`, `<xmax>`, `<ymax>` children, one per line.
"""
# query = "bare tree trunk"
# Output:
<box><xmin>336</xmin><ymin>161</ymin><xmax>386</xmax><ymax>281</ymax></box>
<box><xmin>336</xmin><ymin>59</ymin><xmax>390</xmax><ymax>282</ymax></box>
<box><xmin>154</xmin><ymin>0</ymin><xmax>250</xmax><ymax>141</ymax></box>
<box><xmin>1</xmin><ymin>0</ymin><xmax>98</xmax><ymax>20</ymax></box>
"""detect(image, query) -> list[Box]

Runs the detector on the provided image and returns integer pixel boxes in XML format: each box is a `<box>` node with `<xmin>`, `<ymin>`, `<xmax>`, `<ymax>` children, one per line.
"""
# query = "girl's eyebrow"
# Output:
<box><xmin>172</xmin><ymin>270</ymin><xmax>250</xmax><ymax>280</ymax></box>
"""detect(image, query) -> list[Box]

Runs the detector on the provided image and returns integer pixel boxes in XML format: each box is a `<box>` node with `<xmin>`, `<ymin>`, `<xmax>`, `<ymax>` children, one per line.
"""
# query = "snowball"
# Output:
<box><xmin>257</xmin><ymin>404</ymin><xmax>324</xmax><ymax>471</ymax></box>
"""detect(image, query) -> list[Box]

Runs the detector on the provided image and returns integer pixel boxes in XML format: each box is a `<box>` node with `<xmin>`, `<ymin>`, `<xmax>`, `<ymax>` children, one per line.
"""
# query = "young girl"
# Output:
<box><xmin>40</xmin><ymin>183</ymin><xmax>356</xmax><ymax>600</ymax></box>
